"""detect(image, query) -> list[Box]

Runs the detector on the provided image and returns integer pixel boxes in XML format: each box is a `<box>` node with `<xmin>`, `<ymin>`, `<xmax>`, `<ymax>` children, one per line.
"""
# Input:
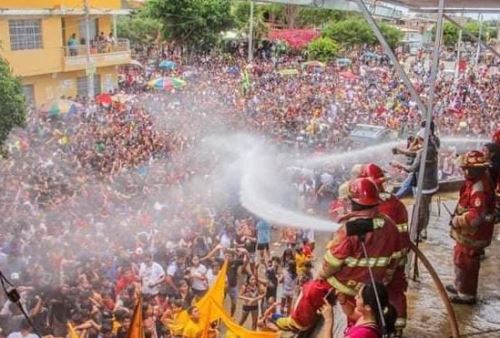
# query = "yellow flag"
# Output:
<box><xmin>127</xmin><ymin>296</ymin><xmax>145</xmax><ymax>338</ymax></box>
<box><xmin>67</xmin><ymin>323</ymin><xmax>81</xmax><ymax>338</ymax></box>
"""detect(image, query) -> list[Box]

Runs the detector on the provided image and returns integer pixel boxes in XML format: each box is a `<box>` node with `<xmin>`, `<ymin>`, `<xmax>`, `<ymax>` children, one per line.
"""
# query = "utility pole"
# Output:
<box><xmin>248</xmin><ymin>0</ymin><xmax>254</xmax><ymax>62</ymax></box>
<box><xmin>476</xmin><ymin>14</ymin><xmax>483</xmax><ymax>65</ymax></box>
<box><xmin>84</xmin><ymin>0</ymin><xmax>94</xmax><ymax>100</ymax></box>
<box><xmin>455</xmin><ymin>28</ymin><xmax>462</xmax><ymax>81</ymax></box>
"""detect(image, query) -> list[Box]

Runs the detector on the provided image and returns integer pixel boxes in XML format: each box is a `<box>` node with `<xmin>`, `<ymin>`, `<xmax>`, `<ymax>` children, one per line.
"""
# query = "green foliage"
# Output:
<box><xmin>307</xmin><ymin>37</ymin><xmax>339</xmax><ymax>62</ymax></box>
<box><xmin>297</xmin><ymin>8</ymin><xmax>349</xmax><ymax>28</ymax></box>
<box><xmin>146</xmin><ymin>0</ymin><xmax>233</xmax><ymax>50</ymax></box>
<box><xmin>322</xmin><ymin>17</ymin><xmax>402</xmax><ymax>48</ymax></box>
<box><xmin>117</xmin><ymin>11</ymin><xmax>162</xmax><ymax>46</ymax></box>
<box><xmin>379</xmin><ymin>23</ymin><xmax>404</xmax><ymax>49</ymax></box>
<box><xmin>231</xmin><ymin>2</ymin><xmax>268</xmax><ymax>40</ymax></box>
<box><xmin>434</xmin><ymin>22</ymin><xmax>459</xmax><ymax>46</ymax></box>
<box><xmin>463</xmin><ymin>21</ymin><xmax>496</xmax><ymax>42</ymax></box>
<box><xmin>0</xmin><ymin>56</ymin><xmax>26</xmax><ymax>147</ymax></box>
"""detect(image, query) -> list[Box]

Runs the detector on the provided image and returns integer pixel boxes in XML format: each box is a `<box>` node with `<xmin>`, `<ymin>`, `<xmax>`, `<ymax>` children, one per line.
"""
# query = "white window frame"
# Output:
<box><xmin>9</xmin><ymin>19</ymin><xmax>43</xmax><ymax>51</ymax></box>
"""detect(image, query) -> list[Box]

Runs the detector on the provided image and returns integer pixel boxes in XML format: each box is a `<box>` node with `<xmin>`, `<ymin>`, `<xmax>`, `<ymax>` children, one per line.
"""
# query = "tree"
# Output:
<box><xmin>0</xmin><ymin>56</ymin><xmax>26</xmax><ymax>148</ymax></box>
<box><xmin>322</xmin><ymin>17</ymin><xmax>402</xmax><ymax>48</ymax></box>
<box><xmin>297</xmin><ymin>8</ymin><xmax>350</xmax><ymax>28</ymax></box>
<box><xmin>307</xmin><ymin>37</ymin><xmax>340</xmax><ymax>62</ymax></box>
<box><xmin>434</xmin><ymin>22</ymin><xmax>459</xmax><ymax>47</ymax></box>
<box><xmin>146</xmin><ymin>0</ymin><xmax>233</xmax><ymax>51</ymax></box>
<box><xmin>232</xmin><ymin>2</ymin><xmax>268</xmax><ymax>41</ymax></box>
<box><xmin>117</xmin><ymin>11</ymin><xmax>162</xmax><ymax>48</ymax></box>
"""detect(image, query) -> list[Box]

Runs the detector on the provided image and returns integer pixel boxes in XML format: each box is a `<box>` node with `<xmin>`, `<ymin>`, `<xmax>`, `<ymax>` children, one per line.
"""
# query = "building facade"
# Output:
<box><xmin>0</xmin><ymin>0</ymin><xmax>131</xmax><ymax>107</ymax></box>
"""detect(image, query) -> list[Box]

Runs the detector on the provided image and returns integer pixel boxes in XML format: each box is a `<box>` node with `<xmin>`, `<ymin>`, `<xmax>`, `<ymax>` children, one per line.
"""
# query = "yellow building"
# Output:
<box><xmin>0</xmin><ymin>0</ymin><xmax>132</xmax><ymax>107</ymax></box>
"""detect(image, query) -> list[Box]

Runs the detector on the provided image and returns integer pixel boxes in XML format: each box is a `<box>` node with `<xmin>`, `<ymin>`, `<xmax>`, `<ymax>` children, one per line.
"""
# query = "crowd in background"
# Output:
<box><xmin>0</xmin><ymin>44</ymin><xmax>498</xmax><ymax>338</ymax></box>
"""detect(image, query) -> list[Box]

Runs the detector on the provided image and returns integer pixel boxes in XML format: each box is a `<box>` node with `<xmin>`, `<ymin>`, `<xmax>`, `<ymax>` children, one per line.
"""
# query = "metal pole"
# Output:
<box><xmin>84</xmin><ymin>0</ymin><xmax>94</xmax><ymax>100</ymax></box>
<box><xmin>409</xmin><ymin>0</ymin><xmax>445</xmax><ymax>280</ymax></box>
<box><xmin>353</xmin><ymin>0</ymin><xmax>428</xmax><ymax>116</ymax></box>
<box><xmin>248</xmin><ymin>0</ymin><xmax>254</xmax><ymax>62</ymax></box>
<box><xmin>444</xmin><ymin>15</ymin><xmax>500</xmax><ymax>59</ymax></box>
<box><xmin>476</xmin><ymin>14</ymin><xmax>483</xmax><ymax>64</ymax></box>
<box><xmin>455</xmin><ymin>28</ymin><xmax>462</xmax><ymax>80</ymax></box>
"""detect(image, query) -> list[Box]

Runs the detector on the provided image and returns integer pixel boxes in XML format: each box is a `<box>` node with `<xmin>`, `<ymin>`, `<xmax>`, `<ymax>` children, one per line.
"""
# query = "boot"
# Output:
<box><xmin>450</xmin><ymin>294</ymin><xmax>476</xmax><ymax>305</ymax></box>
<box><xmin>445</xmin><ymin>284</ymin><xmax>457</xmax><ymax>295</ymax></box>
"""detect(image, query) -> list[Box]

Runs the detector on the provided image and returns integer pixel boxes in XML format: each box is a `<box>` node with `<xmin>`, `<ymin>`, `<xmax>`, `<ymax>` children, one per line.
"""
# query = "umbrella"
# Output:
<box><xmin>96</xmin><ymin>93</ymin><xmax>112</xmax><ymax>107</ymax></box>
<box><xmin>227</xmin><ymin>66</ymin><xmax>240</xmax><ymax>75</ymax></box>
<box><xmin>147</xmin><ymin>77</ymin><xmax>186</xmax><ymax>90</ymax></box>
<box><xmin>277</xmin><ymin>69</ymin><xmax>299</xmax><ymax>76</ymax></box>
<box><xmin>112</xmin><ymin>93</ymin><xmax>134</xmax><ymax>103</ymax></box>
<box><xmin>128</xmin><ymin>60</ymin><xmax>143</xmax><ymax>68</ymax></box>
<box><xmin>336</xmin><ymin>58</ymin><xmax>352</xmax><ymax>66</ymax></box>
<box><xmin>44</xmin><ymin>99</ymin><xmax>81</xmax><ymax>118</ymax></box>
<box><xmin>339</xmin><ymin>71</ymin><xmax>359</xmax><ymax>81</ymax></box>
<box><xmin>302</xmin><ymin>61</ymin><xmax>325</xmax><ymax>69</ymax></box>
<box><xmin>159</xmin><ymin>60</ymin><xmax>177</xmax><ymax>70</ymax></box>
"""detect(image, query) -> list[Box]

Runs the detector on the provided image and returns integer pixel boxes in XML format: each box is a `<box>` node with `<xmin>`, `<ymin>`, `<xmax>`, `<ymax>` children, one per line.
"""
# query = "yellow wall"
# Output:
<box><xmin>23</xmin><ymin>65</ymin><xmax>118</xmax><ymax>106</ymax></box>
<box><xmin>0</xmin><ymin>0</ymin><xmax>121</xmax><ymax>9</ymax></box>
<box><xmin>0</xmin><ymin>16</ymin><xmax>64</xmax><ymax>77</ymax></box>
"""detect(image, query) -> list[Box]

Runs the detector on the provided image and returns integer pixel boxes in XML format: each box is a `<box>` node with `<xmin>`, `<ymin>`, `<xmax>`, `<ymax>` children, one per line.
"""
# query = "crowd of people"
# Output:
<box><xmin>0</xmin><ymin>41</ymin><xmax>498</xmax><ymax>338</ymax></box>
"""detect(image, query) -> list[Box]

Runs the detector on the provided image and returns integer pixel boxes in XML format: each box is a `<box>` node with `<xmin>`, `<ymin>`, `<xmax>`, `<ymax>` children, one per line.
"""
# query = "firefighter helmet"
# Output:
<box><xmin>493</xmin><ymin>129</ymin><xmax>500</xmax><ymax>145</ymax></box>
<box><xmin>348</xmin><ymin>178</ymin><xmax>381</xmax><ymax>206</ymax></box>
<box><xmin>359</xmin><ymin>163</ymin><xmax>386</xmax><ymax>189</ymax></box>
<box><xmin>458</xmin><ymin>150</ymin><xmax>489</xmax><ymax>168</ymax></box>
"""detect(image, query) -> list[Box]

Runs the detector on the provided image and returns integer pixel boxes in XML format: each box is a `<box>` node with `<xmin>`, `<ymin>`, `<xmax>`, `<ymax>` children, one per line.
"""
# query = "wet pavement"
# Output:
<box><xmin>403</xmin><ymin>196</ymin><xmax>500</xmax><ymax>338</ymax></box>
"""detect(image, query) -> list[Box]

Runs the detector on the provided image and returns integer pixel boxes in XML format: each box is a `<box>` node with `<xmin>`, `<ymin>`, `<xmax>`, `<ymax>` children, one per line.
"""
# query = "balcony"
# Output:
<box><xmin>64</xmin><ymin>38</ymin><xmax>131</xmax><ymax>72</ymax></box>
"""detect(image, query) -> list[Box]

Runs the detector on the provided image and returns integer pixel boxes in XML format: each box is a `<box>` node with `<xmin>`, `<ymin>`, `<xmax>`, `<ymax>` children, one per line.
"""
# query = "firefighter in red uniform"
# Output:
<box><xmin>319</xmin><ymin>178</ymin><xmax>401</xmax><ymax>323</ymax></box>
<box><xmin>358</xmin><ymin>163</ymin><xmax>409</xmax><ymax>334</ymax></box>
<box><xmin>446</xmin><ymin>150</ymin><xmax>495</xmax><ymax>304</ymax></box>
<box><xmin>270</xmin><ymin>178</ymin><xmax>401</xmax><ymax>333</ymax></box>
<box><xmin>491</xmin><ymin>130</ymin><xmax>500</xmax><ymax>221</ymax></box>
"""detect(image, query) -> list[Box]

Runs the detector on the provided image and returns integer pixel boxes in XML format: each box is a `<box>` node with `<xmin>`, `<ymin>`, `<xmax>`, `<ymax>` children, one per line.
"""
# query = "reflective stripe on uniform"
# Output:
<box><xmin>451</xmin><ymin>229</ymin><xmax>491</xmax><ymax>248</ymax></box>
<box><xmin>373</xmin><ymin>217</ymin><xmax>385</xmax><ymax>229</ymax></box>
<box><xmin>326</xmin><ymin>275</ymin><xmax>358</xmax><ymax>296</ymax></box>
<box><xmin>397</xmin><ymin>222</ymin><xmax>408</xmax><ymax>232</ymax></box>
<box><xmin>324</xmin><ymin>250</ymin><xmax>344</xmax><ymax>268</ymax></box>
<box><xmin>343</xmin><ymin>250</ymin><xmax>404</xmax><ymax>268</ymax></box>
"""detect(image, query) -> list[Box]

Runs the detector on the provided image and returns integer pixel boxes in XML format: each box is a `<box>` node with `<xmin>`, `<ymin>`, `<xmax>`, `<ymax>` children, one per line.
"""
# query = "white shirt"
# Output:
<box><xmin>190</xmin><ymin>264</ymin><xmax>208</xmax><ymax>291</ymax></box>
<box><xmin>139</xmin><ymin>262</ymin><xmax>165</xmax><ymax>295</ymax></box>
<box><xmin>8</xmin><ymin>333</ymin><xmax>38</xmax><ymax>338</ymax></box>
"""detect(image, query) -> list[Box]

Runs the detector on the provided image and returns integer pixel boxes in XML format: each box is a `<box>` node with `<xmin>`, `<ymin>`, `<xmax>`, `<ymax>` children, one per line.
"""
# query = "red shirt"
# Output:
<box><xmin>344</xmin><ymin>323</ymin><xmax>381</xmax><ymax>338</ymax></box>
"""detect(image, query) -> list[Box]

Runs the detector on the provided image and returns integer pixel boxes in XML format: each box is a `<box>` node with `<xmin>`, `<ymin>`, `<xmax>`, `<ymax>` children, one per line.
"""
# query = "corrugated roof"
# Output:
<box><xmin>382</xmin><ymin>0</ymin><xmax>500</xmax><ymax>10</ymax></box>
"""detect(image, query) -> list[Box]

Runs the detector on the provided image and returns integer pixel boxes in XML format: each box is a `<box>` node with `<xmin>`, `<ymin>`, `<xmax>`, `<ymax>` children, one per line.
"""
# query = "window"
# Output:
<box><xmin>22</xmin><ymin>85</ymin><xmax>36</xmax><ymax>106</ymax></box>
<box><xmin>9</xmin><ymin>19</ymin><xmax>43</xmax><ymax>51</ymax></box>
<box><xmin>77</xmin><ymin>74</ymin><xmax>101</xmax><ymax>98</ymax></box>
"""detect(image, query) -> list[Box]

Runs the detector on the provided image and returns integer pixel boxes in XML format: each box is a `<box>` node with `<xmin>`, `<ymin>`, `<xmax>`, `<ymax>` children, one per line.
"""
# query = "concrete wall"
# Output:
<box><xmin>22</xmin><ymin>65</ymin><xmax>118</xmax><ymax>106</ymax></box>
<box><xmin>0</xmin><ymin>16</ymin><xmax>65</xmax><ymax>77</ymax></box>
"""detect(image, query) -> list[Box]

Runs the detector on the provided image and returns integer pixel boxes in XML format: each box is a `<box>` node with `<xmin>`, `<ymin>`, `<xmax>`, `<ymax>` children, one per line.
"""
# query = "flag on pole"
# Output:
<box><xmin>127</xmin><ymin>296</ymin><xmax>145</xmax><ymax>338</ymax></box>
<box><xmin>68</xmin><ymin>323</ymin><xmax>81</xmax><ymax>338</ymax></box>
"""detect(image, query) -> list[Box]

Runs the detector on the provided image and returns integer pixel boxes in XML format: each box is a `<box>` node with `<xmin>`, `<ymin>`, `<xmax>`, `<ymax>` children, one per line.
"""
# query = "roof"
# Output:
<box><xmin>382</xmin><ymin>0</ymin><xmax>500</xmax><ymax>12</ymax></box>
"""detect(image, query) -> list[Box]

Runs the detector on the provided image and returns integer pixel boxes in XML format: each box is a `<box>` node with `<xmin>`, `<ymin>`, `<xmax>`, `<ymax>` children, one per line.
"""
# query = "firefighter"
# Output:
<box><xmin>318</xmin><ymin>177</ymin><xmax>401</xmax><ymax>323</ymax></box>
<box><xmin>446</xmin><ymin>150</ymin><xmax>495</xmax><ymax>305</ymax></box>
<box><xmin>489</xmin><ymin>130</ymin><xmax>500</xmax><ymax>221</ymax></box>
<box><xmin>269</xmin><ymin>178</ymin><xmax>401</xmax><ymax>334</ymax></box>
<box><xmin>358</xmin><ymin>163</ymin><xmax>409</xmax><ymax>334</ymax></box>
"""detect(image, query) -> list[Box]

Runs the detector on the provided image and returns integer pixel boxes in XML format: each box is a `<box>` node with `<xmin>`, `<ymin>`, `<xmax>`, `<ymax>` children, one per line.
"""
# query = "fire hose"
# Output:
<box><xmin>409</xmin><ymin>241</ymin><xmax>460</xmax><ymax>338</ymax></box>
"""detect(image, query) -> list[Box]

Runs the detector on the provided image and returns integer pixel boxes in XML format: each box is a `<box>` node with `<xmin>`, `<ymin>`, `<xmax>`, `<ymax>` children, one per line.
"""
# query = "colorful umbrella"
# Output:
<box><xmin>302</xmin><ymin>61</ymin><xmax>325</xmax><ymax>69</ymax></box>
<box><xmin>96</xmin><ymin>93</ymin><xmax>112</xmax><ymax>107</ymax></box>
<box><xmin>128</xmin><ymin>60</ymin><xmax>143</xmax><ymax>68</ymax></box>
<box><xmin>159</xmin><ymin>60</ymin><xmax>177</xmax><ymax>70</ymax></box>
<box><xmin>45</xmin><ymin>99</ymin><xmax>80</xmax><ymax>118</ymax></box>
<box><xmin>339</xmin><ymin>71</ymin><xmax>359</xmax><ymax>81</ymax></box>
<box><xmin>147</xmin><ymin>77</ymin><xmax>186</xmax><ymax>90</ymax></box>
<box><xmin>277</xmin><ymin>69</ymin><xmax>299</xmax><ymax>76</ymax></box>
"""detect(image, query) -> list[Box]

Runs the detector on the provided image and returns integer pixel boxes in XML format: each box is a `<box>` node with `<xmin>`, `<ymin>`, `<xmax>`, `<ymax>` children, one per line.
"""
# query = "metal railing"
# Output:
<box><xmin>65</xmin><ymin>38</ymin><xmax>130</xmax><ymax>57</ymax></box>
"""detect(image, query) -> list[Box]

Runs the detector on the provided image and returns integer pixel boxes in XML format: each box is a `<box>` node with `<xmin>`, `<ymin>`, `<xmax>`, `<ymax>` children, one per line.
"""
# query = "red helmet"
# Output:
<box><xmin>493</xmin><ymin>129</ymin><xmax>500</xmax><ymax>145</ymax></box>
<box><xmin>359</xmin><ymin>163</ymin><xmax>386</xmax><ymax>190</ymax></box>
<box><xmin>348</xmin><ymin>178</ymin><xmax>381</xmax><ymax>206</ymax></box>
<box><xmin>458</xmin><ymin>150</ymin><xmax>489</xmax><ymax>168</ymax></box>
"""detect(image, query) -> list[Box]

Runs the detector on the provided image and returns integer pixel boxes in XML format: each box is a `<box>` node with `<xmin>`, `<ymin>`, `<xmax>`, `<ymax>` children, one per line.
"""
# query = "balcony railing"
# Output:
<box><xmin>64</xmin><ymin>38</ymin><xmax>131</xmax><ymax>71</ymax></box>
<box><xmin>65</xmin><ymin>38</ymin><xmax>130</xmax><ymax>57</ymax></box>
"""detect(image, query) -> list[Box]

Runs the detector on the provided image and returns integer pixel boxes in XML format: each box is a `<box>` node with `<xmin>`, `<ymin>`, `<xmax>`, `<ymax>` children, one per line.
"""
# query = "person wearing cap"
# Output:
<box><xmin>446</xmin><ymin>151</ymin><xmax>495</xmax><ymax>305</ymax></box>
<box><xmin>391</xmin><ymin>127</ymin><xmax>438</xmax><ymax>240</ymax></box>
